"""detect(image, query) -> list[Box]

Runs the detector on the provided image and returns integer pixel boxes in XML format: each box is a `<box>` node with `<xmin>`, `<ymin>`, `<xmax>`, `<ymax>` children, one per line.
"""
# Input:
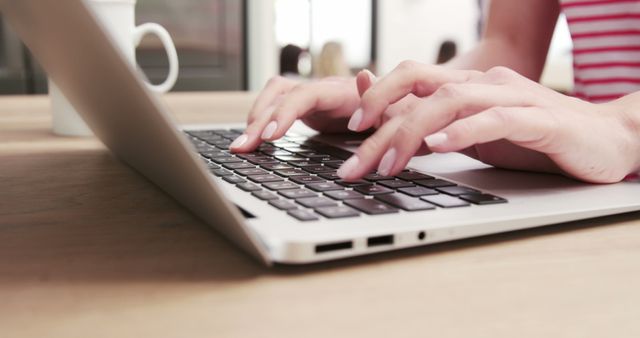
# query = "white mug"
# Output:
<box><xmin>50</xmin><ymin>0</ymin><xmax>179</xmax><ymax>136</ymax></box>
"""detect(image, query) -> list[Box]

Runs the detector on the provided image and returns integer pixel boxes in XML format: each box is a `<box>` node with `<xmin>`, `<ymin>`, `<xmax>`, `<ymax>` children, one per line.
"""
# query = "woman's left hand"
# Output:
<box><xmin>337</xmin><ymin>61</ymin><xmax>640</xmax><ymax>183</ymax></box>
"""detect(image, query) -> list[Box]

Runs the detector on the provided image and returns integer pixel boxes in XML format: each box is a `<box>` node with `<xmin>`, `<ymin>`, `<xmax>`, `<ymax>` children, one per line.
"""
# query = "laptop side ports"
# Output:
<box><xmin>367</xmin><ymin>235</ymin><xmax>394</xmax><ymax>247</ymax></box>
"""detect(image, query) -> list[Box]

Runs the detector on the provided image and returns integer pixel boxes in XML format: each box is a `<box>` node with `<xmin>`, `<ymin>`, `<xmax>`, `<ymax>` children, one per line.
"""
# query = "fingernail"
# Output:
<box><xmin>425</xmin><ymin>132</ymin><xmax>448</xmax><ymax>148</ymax></box>
<box><xmin>230</xmin><ymin>134</ymin><xmax>248</xmax><ymax>149</ymax></box>
<box><xmin>377</xmin><ymin>148</ymin><xmax>397</xmax><ymax>176</ymax></box>
<box><xmin>348</xmin><ymin>109</ymin><xmax>363</xmax><ymax>131</ymax></box>
<box><xmin>364</xmin><ymin>69</ymin><xmax>376</xmax><ymax>83</ymax></box>
<box><xmin>337</xmin><ymin>155</ymin><xmax>360</xmax><ymax>179</ymax></box>
<box><xmin>261</xmin><ymin>121</ymin><xmax>278</xmax><ymax>140</ymax></box>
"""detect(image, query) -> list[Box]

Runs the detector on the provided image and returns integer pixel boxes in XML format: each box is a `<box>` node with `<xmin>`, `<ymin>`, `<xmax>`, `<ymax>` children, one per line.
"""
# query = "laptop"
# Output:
<box><xmin>4</xmin><ymin>0</ymin><xmax>640</xmax><ymax>266</ymax></box>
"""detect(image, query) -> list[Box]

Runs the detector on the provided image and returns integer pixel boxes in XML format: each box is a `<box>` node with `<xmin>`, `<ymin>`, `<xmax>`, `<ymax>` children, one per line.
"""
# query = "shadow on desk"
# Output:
<box><xmin>1</xmin><ymin>149</ymin><xmax>638</xmax><ymax>284</ymax></box>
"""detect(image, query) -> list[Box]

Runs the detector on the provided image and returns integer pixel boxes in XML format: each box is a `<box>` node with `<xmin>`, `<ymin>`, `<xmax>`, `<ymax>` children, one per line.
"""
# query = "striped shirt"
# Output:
<box><xmin>561</xmin><ymin>0</ymin><xmax>640</xmax><ymax>103</ymax></box>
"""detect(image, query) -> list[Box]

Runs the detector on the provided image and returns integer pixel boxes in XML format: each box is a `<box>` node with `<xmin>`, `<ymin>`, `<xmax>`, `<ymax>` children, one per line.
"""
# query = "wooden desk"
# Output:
<box><xmin>1</xmin><ymin>92</ymin><xmax>639</xmax><ymax>338</ymax></box>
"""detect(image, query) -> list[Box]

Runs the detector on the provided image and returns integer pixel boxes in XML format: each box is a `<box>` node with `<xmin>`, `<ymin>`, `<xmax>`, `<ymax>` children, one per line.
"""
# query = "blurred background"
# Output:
<box><xmin>0</xmin><ymin>0</ymin><xmax>573</xmax><ymax>95</ymax></box>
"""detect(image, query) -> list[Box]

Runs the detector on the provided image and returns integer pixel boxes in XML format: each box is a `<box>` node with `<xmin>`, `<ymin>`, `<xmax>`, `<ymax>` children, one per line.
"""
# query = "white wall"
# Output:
<box><xmin>309</xmin><ymin>0</ymin><xmax>372</xmax><ymax>67</ymax></box>
<box><xmin>376</xmin><ymin>0</ymin><xmax>479</xmax><ymax>75</ymax></box>
<box><xmin>540</xmin><ymin>15</ymin><xmax>573</xmax><ymax>92</ymax></box>
<box><xmin>247</xmin><ymin>0</ymin><xmax>278</xmax><ymax>91</ymax></box>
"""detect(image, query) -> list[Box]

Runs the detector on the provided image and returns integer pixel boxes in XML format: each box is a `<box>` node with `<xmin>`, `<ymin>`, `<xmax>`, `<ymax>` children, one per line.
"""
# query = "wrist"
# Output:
<box><xmin>616</xmin><ymin>106</ymin><xmax>640</xmax><ymax>175</ymax></box>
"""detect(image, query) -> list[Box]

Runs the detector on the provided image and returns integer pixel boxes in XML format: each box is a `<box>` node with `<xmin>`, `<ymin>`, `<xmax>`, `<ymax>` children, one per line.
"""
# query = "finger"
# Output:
<box><xmin>357</xmin><ymin>83</ymin><xmax>536</xmax><ymax>177</ymax></box>
<box><xmin>425</xmin><ymin>106</ymin><xmax>557</xmax><ymax>153</ymax></box>
<box><xmin>349</xmin><ymin>61</ymin><xmax>482</xmax><ymax>132</ymax></box>
<box><xmin>337</xmin><ymin>117</ymin><xmax>405</xmax><ymax>180</ymax></box>
<box><xmin>230</xmin><ymin>104</ymin><xmax>279</xmax><ymax>152</ymax></box>
<box><xmin>260</xmin><ymin>79</ymin><xmax>360</xmax><ymax>141</ymax></box>
<box><xmin>350</xmin><ymin>69</ymin><xmax>377</xmax><ymax>130</ymax></box>
<box><xmin>247</xmin><ymin>76</ymin><xmax>297</xmax><ymax>124</ymax></box>
<box><xmin>356</xmin><ymin>69</ymin><xmax>376</xmax><ymax>96</ymax></box>
<box><xmin>231</xmin><ymin>77</ymin><xmax>297</xmax><ymax>152</ymax></box>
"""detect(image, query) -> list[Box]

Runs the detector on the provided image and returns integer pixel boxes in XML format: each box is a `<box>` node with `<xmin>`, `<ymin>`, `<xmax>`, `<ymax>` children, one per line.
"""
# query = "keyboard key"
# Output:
<box><xmin>252</xmin><ymin>190</ymin><xmax>278</xmax><ymax>200</ymax></box>
<box><xmin>398</xmin><ymin>186</ymin><xmax>438</xmax><ymax>197</ymax></box>
<box><xmin>336</xmin><ymin>179</ymin><xmax>370</xmax><ymax>187</ymax></box>
<box><xmin>258</xmin><ymin>144</ymin><xmax>277</xmax><ymax>151</ymax></box>
<box><xmin>287</xmin><ymin>209</ymin><xmax>320</xmax><ymax>221</ymax></box>
<box><xmin>195</xmin><ymin>145</ymin><xmax>216</xmax><ymax>153</ymax></box>
<box><xmin>201</xmin><ymin>150</ymin><xmax>227</xmax><ymax>159</ymax></box>
<box><xmin>319</xmin><ymin>172</ymin><xmax>341</xmax><ymax>180</ymax></box>
<box><xmin>206</xmin><ymin>162</ymin><xmax>221</xmax><ymax>170</ymax></box>
<box><xmin>263</xmin><ymin>181</ymin><xmax>300</xmax><ymax>190</ymax></box>
<box><xmin>395</xmin><ymin>171</ymin><xmax>434</xmax><ymax>181</ymax></box>
<box><xmin>363</xmin><ymin>173</ymin><xmax>395</xmax><ymax>181</ymax></box>
<box><xmin>269</xmin><ymin>199</ymin><xmax>299</xmax><ymax>210</ymax></box>
<box><xmin>247</xmin><ymin>157</ymin><xmax>280</xmax><ymax>165</ymax></box>
<box><xmin>297</xmin><ymin>151</ymin><xmax>330</xmax><ymax>158</ymax></box>
<box><xmin>261</xmin><ymin>163</ymin><xmax>293</xmax><ymax>170</ymax></box>
<box><xmin>222</xmin><ymin>162</ymin><xmax>256</xmax><ymax>170</ymax></box>
<box><xmin>211</xmin><ymin>168</ymin><xmax>233</xmax><ymax>176</ymax></box>
<box><xmin>324</xmin><ymin>190</ymin><xmax>365</xmax><ymax>200</ymax></box>
<box><xmin>306</xmin><ymin>182</ymin><xmax>344</xmax><ymax>192</ymax></box>
<box><xmin>236</xmin><ymin>152</ymin><xmax>264</xmax><ymax>159</ymax></box>
<box><xmin>237</xmin><ymin>182</ymin><xmax>261</xmax><ymax>191</ymax></box>
<box><xmin>310</xmin><ymin>156</ymin><xmax>342</xmax><ymax>163</ymax></box>
<box><xmin>437</xmin><ymin>186</ymin><xmax>481</xmax><ymax>196</ymax></box>
<box><xmin>344</xmin><ymin>199</ymin><xmax>399</xmax><ymax>215</ymax></box>
<box><xmin>324</xmin><ymin>162</ymin><xmax>345</xmax><ymax>169</ymax></box>
<box><xmin>279</xmin><ymin>189</ymin><xmax>318</xmax><ymax>199</ymax></box>
<box><xmin>273</xmin><ymin>142</ymin><xmax>300</xmax><ymax>148</ymax></box>
<box><xmin>248</xmin><ymin>174</ymin><xmax>284</xmax><ymax>183</ymax></box>
<box><xmin>275</xmin><ymin>155</ymin><xmax>306</xmax><ymax>161</ymax></box>
<box><xmin>211</xmin><ymin>156</ymin><xmax>243</xmax><ymax>164</ymax></box>
<box><xmin>354</xmin><ymin>184</ymin><xmax>394</xmax><ymax>195</ymax></box>
<box><xmin>282</xmin><ymin>147</ymin><xmax>309</xmax><ymax>153</ymax></box>
<box><xmin>223</xmin><ymin>175</ymin><xmax>247</xmax><ymax>184</ymax></box>
<box><xmin>262</xmin><ymin>149</ymin><xmax>292</xmax><ymax>156</ymax></box>
<box><xmin>415</xmin><ymin>178</ymin><xmax>456</xmax><ymax>188</ymax></box>
<box><xmin>236</xmin><ymin>168</ymin><xmax>269</xmax><ymax>176</ymax></box>
<box><xmin>288</xmin><ymin>160</ymin><xmax>317</xmax><ymax>167</ymax></box>
<box><xmin>376</xmin><ymin>193</ymin><xmax>436</xmax><ymax>211</ymax></box>
<box><xmin>377</xmin><ymin>179</ymin><xmax>415</xmax><ymax>189</ymax></box>
<box><xmin>315</xmin><ymin>206</ymin><xmax>360</xmax><ymax>219</ymax></box>
<box><xmin>296</xmin><ymin>196</ymin><xmax>338</xmax><ymax>208</ymax></box>
<box><xmin>313</xmin><ymin>145</ymin><xmax>353</xmax><ymax>159</ymax></box>
<box><xmin>421</xmin><ymin>194</ymin><xmax>470</xmax><ymax>208</ymax></box>
<box><xmin>290</xmin><ymin>176</ymin><xmax>326</xmax><ymax>184</ymax></box>
<box><xmin>274</xmin><ymin>168</ymin><xmax>307</xmax><ymax>177</ymax></box>
<box><xmin>459</xmin><ymin>193</ymin><xmax>507</xmax><ymax>205</ymax></box>
<box><xmin>303</xmin><ymin>165</ymin><xmax>335</xmax><ymax>174</ymax></box>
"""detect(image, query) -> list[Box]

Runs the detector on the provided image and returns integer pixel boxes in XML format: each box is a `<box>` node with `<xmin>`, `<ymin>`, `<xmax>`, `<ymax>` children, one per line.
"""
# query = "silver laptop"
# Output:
<box><xmin>5</xmin><ymin>0</ymin><xmax>640</xmax><ymax>266</ymax></box>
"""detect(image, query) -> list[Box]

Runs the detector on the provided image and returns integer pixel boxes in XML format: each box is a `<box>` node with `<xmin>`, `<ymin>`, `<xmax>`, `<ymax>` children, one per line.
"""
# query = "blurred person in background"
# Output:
<box><xmin>313</xmin><ymin>41</ymin><xmax>351</xmax><ymax>78</ymax></box>
<box><xmin>435</xmin><ymin>40</ymin><xmax>458</xmax><ymax>65</ymax></box>
<box><xmin>279</xmin><ymin>44</ymin><xmax>312</xmax><ymax>78</ymax></box>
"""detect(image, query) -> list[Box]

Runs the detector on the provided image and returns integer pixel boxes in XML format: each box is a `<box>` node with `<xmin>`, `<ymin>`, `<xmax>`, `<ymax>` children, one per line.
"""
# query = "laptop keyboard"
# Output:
<box><xmin>185</xmin><ymin>129</ymin><xmax>507</xmax><ymax>221</ymax></box>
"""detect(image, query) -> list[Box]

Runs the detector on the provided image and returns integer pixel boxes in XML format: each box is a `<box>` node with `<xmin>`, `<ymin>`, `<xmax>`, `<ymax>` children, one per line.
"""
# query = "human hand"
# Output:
<box><xmin>228</xmin><ymin>75</ymin><xmax>363</xmax><ymax>152</ymax></box>
<box><xmin>229</xmin><ymin>71</ymin><xmax>422</xmax><ymax>152</ymax></box>
<box><xmin>337</xmin><ymin>61</ymin><xmax>640</xmax><ymax>183</ymax></box>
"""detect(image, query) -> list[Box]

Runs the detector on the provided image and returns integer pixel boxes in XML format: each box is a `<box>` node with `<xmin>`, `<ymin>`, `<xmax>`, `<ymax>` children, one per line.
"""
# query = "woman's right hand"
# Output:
<box><xmin>229</xmin><ymin>75</ymin><xmax>365</xmax><ymax>152</ymax></box>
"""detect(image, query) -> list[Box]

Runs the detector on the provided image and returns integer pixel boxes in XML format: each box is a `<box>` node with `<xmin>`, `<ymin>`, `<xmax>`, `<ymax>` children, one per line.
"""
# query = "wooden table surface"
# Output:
<box><xmin>1</xmin><ymin>92</ymin><xmax>640</xmax><ymax>338</ymax></box>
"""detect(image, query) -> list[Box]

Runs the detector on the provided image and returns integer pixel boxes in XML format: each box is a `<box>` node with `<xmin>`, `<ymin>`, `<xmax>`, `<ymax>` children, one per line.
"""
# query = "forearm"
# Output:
<box><xmin>445</xmin><ymin>0</ymin><xmax>558</xmax><ymax>82</ymax></box>
<box><xmin>445</xmin><ymin>38</ymin><xmax>547</xmax><ymax>81</ymax></box>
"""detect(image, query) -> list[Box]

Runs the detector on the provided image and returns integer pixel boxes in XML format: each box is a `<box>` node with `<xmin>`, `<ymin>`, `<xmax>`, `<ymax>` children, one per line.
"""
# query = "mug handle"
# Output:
<box><xmin>132</xmin><ymin>23</ymin><xmax>179</xmax><ymax>93</ymax></box>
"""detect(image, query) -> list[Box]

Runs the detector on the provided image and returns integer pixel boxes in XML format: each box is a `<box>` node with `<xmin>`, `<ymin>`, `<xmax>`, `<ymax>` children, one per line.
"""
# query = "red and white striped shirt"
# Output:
<box><xmin>561</xmin><ymin>0</ymin><xmax>640</xmax><ymax>103</ymax></box>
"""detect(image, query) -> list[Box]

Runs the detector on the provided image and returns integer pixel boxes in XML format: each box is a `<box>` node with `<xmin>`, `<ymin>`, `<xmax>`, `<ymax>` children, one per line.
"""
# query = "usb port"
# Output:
<box><xmin>367</xmin><ymin>235</ymin><xmax>394</xmax><ymax>247</ymax></box>
<box><xmin>315</xmin><ymin>241</ymin><xmax>353</xmax><ymax>253</ymax></box>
